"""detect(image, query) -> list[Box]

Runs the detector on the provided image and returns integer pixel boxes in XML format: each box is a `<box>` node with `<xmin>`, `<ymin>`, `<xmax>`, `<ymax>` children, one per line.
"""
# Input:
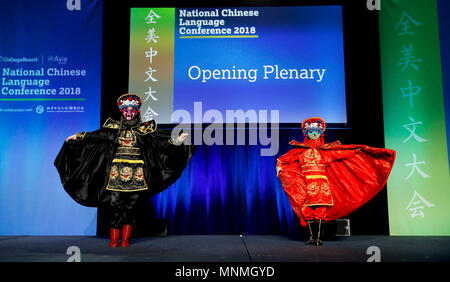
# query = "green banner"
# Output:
<box><xmin>379</xmin><ymin>0</ymin><xmax>450</xmax><ymax>235</ymax></box>
<box><xmin>129</xmin><ymin>8</ymin><xmax>175</xmax><ymax>123</ymax></box>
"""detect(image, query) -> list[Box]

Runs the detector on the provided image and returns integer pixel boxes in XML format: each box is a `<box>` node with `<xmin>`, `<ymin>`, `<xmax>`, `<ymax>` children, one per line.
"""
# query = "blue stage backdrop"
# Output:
<box><xmin>0</xmin><ymin>0</ymin><xmax>103</xmax><ymax>235</ymax></box>
<box><xmin>147</xmin><ymin>129</ymin><xmax>341</xmax><ymax>236</ymax></box>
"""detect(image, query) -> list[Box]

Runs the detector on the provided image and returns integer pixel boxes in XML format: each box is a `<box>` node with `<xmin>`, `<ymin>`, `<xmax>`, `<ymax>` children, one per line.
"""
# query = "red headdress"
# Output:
<box><xmin>301</xmin><ymin>117</ymin><xmax>326</xmax><ymax>136</ymax></box>
<box><xmin>117</xmin><ymin>93</ymin><xmax>142</xmax><ymax>112</ymax></box>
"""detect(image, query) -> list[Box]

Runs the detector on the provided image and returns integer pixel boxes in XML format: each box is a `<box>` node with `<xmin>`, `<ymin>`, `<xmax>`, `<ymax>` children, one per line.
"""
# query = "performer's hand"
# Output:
<box><xmin>276</xmin><ymin>166</ymin><xmax>282</xmax><ymax>176</ymax></box>
<box><xmin>276</xmin><ymin>159</ymin><xmax>282</xmax><ymax>176</ymax></box>
<box><xmin>65</xmin><ymin>134</ymin><xmax>77</xmax><ymax>142</ymax></box>
<box><xmin>176</xmin><ymin>132</ymin><xmax>189</xmax><ymax>144</ymax></box>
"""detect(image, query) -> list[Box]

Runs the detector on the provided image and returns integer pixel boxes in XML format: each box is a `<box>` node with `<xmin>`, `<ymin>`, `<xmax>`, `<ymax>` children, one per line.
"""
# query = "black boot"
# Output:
<box><xmin>315</xmin><ymin>219</ymin><xmax>324</xmax><ymax>246</ymax></box>
<box><xmin>305</xmin><ymin>221</ymin><xmax>316</xmax><ymax>245</ymax></box>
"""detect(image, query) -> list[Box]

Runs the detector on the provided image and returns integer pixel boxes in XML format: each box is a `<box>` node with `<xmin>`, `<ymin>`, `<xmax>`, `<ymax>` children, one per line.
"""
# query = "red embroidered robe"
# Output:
<box><xmin>277</xmin><ymin>137</ymin><xmax>396</xmax><ymax>226</ymax></box>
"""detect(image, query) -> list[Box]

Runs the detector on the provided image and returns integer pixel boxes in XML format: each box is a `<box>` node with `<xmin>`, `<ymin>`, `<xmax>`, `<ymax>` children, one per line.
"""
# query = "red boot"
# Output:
<box><xmin>121</xmin><ymin>225</ymin><xmax>132</xmax><ymax>247</ymax></box>
<box><xmin>109</xmin><ymin>228</ymin><xmax>120</xmax><ymax>247</ymax></box>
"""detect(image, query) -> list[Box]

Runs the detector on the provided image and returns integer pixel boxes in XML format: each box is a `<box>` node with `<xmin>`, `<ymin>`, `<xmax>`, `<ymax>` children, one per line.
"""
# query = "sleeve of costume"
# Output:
<box><xmin>322</xmin><ymin>145</ymin><xmax>396</xmax><ymax>221</ymax></box>
<box><xmin>276</xmin><ymin>148</ymin><xmax>308</xmax><ymax>222</ymax></box>
<box><xmin>321</xmin><ymin>144</ymin><xmax>366</xmax><ymax>163</ymax></box>
<box><xmin>75</xmin><ymin>128</ymin><xmax>116</xmax><ymax>143</ymax></box>
<box><xmin>54</xmin><ymin>128</ymin><xmax>116</xmax><ymax>207</ymax></box>
<box><xmin>139</xmin><ymin>129</ymin><xmax>195</xmax><ymax>197</ymax></box>
<box><xmin>276</xmin><ymin>147</ymin><xmax>302</xmax><ymax>173</ymax></box>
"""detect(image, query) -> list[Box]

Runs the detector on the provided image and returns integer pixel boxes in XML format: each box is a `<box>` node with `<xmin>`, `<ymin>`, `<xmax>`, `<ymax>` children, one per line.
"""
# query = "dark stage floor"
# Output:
<box><xmin>0</xmin><ymin>235</ymin><xmax>449</xmax><ymax>262</ymax></box>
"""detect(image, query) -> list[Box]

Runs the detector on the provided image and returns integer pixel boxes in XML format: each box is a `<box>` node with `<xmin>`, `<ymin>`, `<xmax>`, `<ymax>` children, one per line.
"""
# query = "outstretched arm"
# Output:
<box><xmin>170</xmin><ymin>132</ymin><xmax>189</xmax><ymax>146</ymax></box>
<box><xmin>65</xmin><ymin>129</ymin><xmax>114</xmax><ymax>144</ymax></box>
<box><xmin>66</xmin><ymin>134</ymin><xmax>76</xmax><ymax>142</ymax></box>
<box><xmin>276</xmin><ymin>148</ymin><xmax>303</xmax><ymax>177</ymax></box>
<box><xmin>322</xmin><ymin>145</ymin><xmax>365</xmax><ymax>163</ymax></box>
<box><xmin>65</xmin><ymin>132</ymin><xmax>87</xmax><ymax>142</ymax></box>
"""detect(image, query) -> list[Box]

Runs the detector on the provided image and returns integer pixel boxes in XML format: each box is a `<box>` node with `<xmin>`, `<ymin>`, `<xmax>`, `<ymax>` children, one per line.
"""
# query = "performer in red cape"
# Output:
<box><xmin>276</xmin><ymin>117</ymin><xmax>395</xmax><ymax>245</ymax></box>
<box><xmin>54</xmin><ymin>93</ymin><xmax>195</xmax><ymax>247</ymax></box>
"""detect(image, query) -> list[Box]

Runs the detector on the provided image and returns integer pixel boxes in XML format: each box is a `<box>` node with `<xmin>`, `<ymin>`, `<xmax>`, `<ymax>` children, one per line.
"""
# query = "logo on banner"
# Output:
<box><xmin>35</xmin><ymin>106</ymin><xmax>44</xmax><ymax>114</ymax></box>
<box><xmin>66</xmin><ymin>0</ymin><xmax>81</xmax><ymax>11</ymax></box>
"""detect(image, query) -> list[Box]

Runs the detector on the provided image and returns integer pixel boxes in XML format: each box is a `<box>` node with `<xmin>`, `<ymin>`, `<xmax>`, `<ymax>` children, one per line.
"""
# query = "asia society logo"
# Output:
<box><xmin>66</xmin><ymin>0</ymin><xmax>81</xmax><ymax>11</ymax></box>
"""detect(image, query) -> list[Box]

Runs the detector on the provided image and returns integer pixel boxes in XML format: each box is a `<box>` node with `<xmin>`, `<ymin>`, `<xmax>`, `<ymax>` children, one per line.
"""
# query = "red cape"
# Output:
<box><xmin>277</xmin><ymin>139</ymin><xmax>396</xmax><ymax>226</ymax></box>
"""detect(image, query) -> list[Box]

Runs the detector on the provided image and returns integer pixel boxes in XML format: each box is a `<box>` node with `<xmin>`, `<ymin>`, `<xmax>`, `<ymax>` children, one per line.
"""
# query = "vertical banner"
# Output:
<box><xmin>0</xmin><ymin>0</ymin><xmax>103</xmax><ymax>235</ymax></box>
<box><xmin>380</xmin><ymin>0</ymin><xmax>450</xmax><ymax>235</ymax></box>
<box><xmin>129</xmin><ymin>8</ymin><xmax>175</xmax><ymax>123</ymax></box>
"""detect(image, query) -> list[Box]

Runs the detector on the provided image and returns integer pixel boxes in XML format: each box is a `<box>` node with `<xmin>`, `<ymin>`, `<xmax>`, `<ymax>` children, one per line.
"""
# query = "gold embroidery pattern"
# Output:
<box><xmin>133</xmin><ymin>119</ymin><xmax>157</xmax><ymax>135</ymax></box>
<box><xmin>301</xmin><ymin>164</ymin><xmax>325</xmax><ymax>173</ymax></box>
<box><xmin>305</xmin><ymin>175</ymin><xmax>328</xmax><ymax>180</ymax></box>
<box><xmin>119</xmin><ymin>167</ymin><xmax>133</xmax><ymax>182</ymax></box>
<box><xmin>116</xmin><ymin>147</ymin><xmax>141</xmax><ymax>156</ymax></box>
<box><xmin>112</xmin><ymin>159</ymin><xmax>144</xmax><ymax>164</ymax></box>
<box><xmin>278</xmin><ymin>171</ymin><xmax>306</xmax><ymax>206</ymax></box>
<box><xmin>134</xmin><ymin>167</ymin><xmax>144</xmax><ymax>182</ymax></box>
<box><xmin>102</xmin><ymin>117</ymin><xmax>157</xmax><ymax>135</ymax></box>
<box><xmin>110</xmin><ymin>166</ymin><xmax>119</xmax><ymax>180</ymax></box>
<box><xmin>75</xmin><ymin>131</ymin><xmax>87</xmax><ymax>139</ymax></box>
<box><xmin>118</xmin><ymin>130</ymin><xmax>137</xmax><ymax>147</ymax></box>
<box><xmin>307</xmin><ymin>182</ymin><xmax>319</xmax><ymax>196</ymax></box>
<box><xmin>103</xmin><ymin>118</ymin><xmax>120</xmax><ymax>129</ymax></box>
<box><xmin>322</xmin><ymin>183</ymin><xmax>331</xmax><ymax>196</ymax></box>
<box><xmin>104</xmin><ymin>122</ymin><xmax>148</xmax><ymax>192</ymax></box>
<box><xmin>303</xmin><ymin>148</ymin><xmax>321</xmax><ymax>165</ymax></box>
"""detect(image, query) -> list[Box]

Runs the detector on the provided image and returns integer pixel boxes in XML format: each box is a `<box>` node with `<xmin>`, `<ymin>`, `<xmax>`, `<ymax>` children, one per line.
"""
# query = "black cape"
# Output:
<box><xmin>54</xmin><ymin>118</ymin><xmax>195</xmax><ymax>207</ymax></box>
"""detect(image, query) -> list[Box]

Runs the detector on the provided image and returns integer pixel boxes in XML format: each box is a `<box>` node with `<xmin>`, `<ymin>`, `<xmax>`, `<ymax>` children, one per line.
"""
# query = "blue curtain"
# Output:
<box><xmin>149</xmin><ymin>128</ymin><xmax>339</xmax><ymax>236</ymax></box>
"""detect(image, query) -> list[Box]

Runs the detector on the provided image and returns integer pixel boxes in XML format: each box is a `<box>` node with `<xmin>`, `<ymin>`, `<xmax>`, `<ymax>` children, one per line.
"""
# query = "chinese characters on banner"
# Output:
<box><xmin>143</xmin><ymin>9</ymin><xmax>160</xmax><ymax>121</ymax></box>
<box><xmin>129</xmin><ymin>8</ymin><xmax>175</xmax><ymax>123</ymax></box>
<box><xmin>394</xmin><ymin>11</ymin><xmax>435</xmax><ymax>218</ymax></box>
<box><xmin>380</xmin><ymin>0</ymin><xmax>450</xmax><ymax>235</ymax></box>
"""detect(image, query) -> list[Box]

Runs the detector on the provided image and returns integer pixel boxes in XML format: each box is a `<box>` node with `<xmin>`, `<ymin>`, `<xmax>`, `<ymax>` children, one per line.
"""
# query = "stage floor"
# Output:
<box><xmin>0</xmin><ymin>235</ymin><xmax>449</xmax><ymax>262</ymax></box>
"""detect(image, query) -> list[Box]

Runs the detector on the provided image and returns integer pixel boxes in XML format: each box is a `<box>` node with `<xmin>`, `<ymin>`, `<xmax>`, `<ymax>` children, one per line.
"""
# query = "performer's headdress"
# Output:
<box><xmin>117</xmin><ymin>93</ymin><xmax>142</xmax><ymax>112</ymax></box>
<box><xmin>301</xmin><ymin>117</ymin><xmax>326</xmax><ymax>136</ymax></box>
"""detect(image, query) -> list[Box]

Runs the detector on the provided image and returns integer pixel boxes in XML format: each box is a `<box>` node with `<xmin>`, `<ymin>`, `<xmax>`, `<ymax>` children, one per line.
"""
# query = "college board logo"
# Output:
<box><xmin>66</xmin><ymin>0</ymin><xmax>81</xmax><ymax>11</ymax></box>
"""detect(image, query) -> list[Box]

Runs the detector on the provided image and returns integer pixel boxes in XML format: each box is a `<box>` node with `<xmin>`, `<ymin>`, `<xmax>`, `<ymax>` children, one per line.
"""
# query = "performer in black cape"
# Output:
<box><xmin>54</xmin><ymin>93</ymin><xmax>195</xmax><ymax>247</ymax></box>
